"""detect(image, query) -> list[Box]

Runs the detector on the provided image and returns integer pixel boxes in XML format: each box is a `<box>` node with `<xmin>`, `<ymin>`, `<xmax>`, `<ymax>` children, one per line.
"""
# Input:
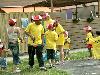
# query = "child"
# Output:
<box><xmin>90</xmin><ymin>31</ymin><xmax>100</xmax><ymax>59</ymax></box>
<box><xmin>53</xmin><ymin>20</ymin><xmax>65</xmax><ymax>63</ymax></box>
<box><xmin>83</xmin><ymin>26</ymin><xmax>94</xmax><ymax>59</ymax></box>
<box><xmin>63</xmin><ymin>31</ymin><xmax>71</xmax><ymax>60</ymax></box>
<box><xmin>45</xmin><ymin>24</ymin><xmax>58</xmax><ymax>68</ymax></box>
<box><xmin>0</xmin><ymin>39</ymin><xmax>7</xmax><ymax>70</ymax></box>
<box><xmin>7</xmin><ymin>19</ymin><xmax>22</xmax><ymax>73</ymax></box>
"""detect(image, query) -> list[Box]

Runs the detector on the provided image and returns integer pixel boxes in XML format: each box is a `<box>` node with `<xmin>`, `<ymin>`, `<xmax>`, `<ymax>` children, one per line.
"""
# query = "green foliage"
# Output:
<box><xmin>69</xmin><ymin>51</ymin><xmax>90</xmax><ymax>60</ymax></box>
<box><xmin>87</xmin><ymin>17</ymin><xmax>94</xmax><ymax>23</ymax></box>
<box><xmin>72</xmin><ymin>18</ymin><xmax>80</xmax><ymax>23</ymax></box>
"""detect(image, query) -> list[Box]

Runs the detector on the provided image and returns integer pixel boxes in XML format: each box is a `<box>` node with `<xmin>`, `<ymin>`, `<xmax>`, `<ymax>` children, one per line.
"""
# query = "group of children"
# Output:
<box><xmin>1</xmin><ymin>12</ymin><xmax>100</xmax><ymax>73</ymax></box>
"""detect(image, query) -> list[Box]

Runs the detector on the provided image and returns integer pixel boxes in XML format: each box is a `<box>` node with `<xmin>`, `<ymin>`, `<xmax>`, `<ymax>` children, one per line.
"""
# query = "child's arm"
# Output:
<box><xmin>64</xmin><ymin>38</ymin><xmax>71</xmax><ymax>45</ymax></box>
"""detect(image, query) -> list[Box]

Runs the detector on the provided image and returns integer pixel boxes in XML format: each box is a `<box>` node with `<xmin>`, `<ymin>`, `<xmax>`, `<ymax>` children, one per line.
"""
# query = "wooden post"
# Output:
<box><xmin>51</xmin><ymin>0</ymin><xmax>53</xmax><ymax>12</ymax></box>
<box><xmin>75</xmin><ymin>5</ymin><xmax>78</xmax><ymax>19</ymax></box>
<box><xmin>98</xmin><ymin>0</ymin><xmax>100</xmax><ymax>18</ymax></box>
<box><xmin>23</xmin><ymin>7</ymin><xmax>24</xmax><ymax>12</ymax></box>
<box><xmin>34</xmin><ymin>6</ymin><xmax>35</xmax><ymax>11</ymax></box>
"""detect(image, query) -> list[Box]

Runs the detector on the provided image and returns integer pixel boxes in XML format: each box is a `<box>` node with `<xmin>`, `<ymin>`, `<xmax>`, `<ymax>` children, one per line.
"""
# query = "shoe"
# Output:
<box><xmin>40</xmin><ymin>67</ymin><xmax>47</xmax><ymax>71</ymax></box>
<box><xmin>48</xmin><ymin>64</ymin><xmax>52</xmax><ymax>69</ymax></box>
<box><xmin>1</xmin><ymin>67</ymin><xmax>7</xmax><ymax>70</ymax></box>
<box><xmin>49</xmin><ymin>64</ymin><xmax>56</xmax><ymax>69</ymax></box>
<box><xmin>55</xmin><ymin>61</ymin><xmax>60</xmax><ymax>65</ymax></box>
<box><xmin>13</xmin><ymin>68</ymin><xmax>21</xmax><ymax>73</ymax></box>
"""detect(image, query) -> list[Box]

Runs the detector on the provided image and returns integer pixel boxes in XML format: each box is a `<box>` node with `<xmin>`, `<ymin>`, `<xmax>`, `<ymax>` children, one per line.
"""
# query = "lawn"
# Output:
<box><xmin>0</xmin><ymin>58</ymin><xmax>68</xmax><ymax>75</ymax></box>
<box><xmin>0</xmin><ymin>50</ymin><xmax>90</xmax><ymax>75</ymax></box>
<box><xmin>69</xmin><ymin>51</ymin><xmax>90</xmax><ymax>60</ymax></box>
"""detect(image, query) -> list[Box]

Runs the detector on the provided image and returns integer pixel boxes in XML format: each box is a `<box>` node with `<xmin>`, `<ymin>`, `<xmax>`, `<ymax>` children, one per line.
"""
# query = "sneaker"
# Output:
<box><xmin>13</xmin><ymin>68</ymin><xmax>21</xmax><ymax>73</ymax></box>
<box><xmin>49</xmin><ymin>64</ymin><xmax>55</xmax><ymax>69</ymax></box>
<box><xmin>40</xmin><ymin>67</ymin><xmax>47</xmax><ymax>71</ymax></box>
<box><xmin>1</xmin><ymin>67</ymin><xmax>7</xmax><ymax>70</ymax></box>
<box><xmin>48</xmin><ymin>64</ymin><xmax>52</xmax><ymax>69</ymax></box>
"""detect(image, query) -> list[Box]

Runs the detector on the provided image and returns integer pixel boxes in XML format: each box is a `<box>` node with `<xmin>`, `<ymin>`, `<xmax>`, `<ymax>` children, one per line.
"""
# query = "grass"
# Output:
<box><xmin>0</xmin><ymin>58</ymin><xmax>68</xmax><ymax>75</ymax></box>
<box><xmin>69</xmin><ymin>51</ymin><xmax>90</xmax><ymax>60</ymax></box>
<box><xmin>0</xmin><ymin>50</ymin><xmax>90</xmax><ymax>75</ymax></box>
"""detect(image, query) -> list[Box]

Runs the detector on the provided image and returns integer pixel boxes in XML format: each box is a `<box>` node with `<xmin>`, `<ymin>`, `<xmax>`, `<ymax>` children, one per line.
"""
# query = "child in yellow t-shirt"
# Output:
<box><xmin>45</xmin><ymin>24</ymin><xmax>58</xmax><ymax>68</ymax></box>
<box><xmin>90</xmin><ymin>31</ymin><xmax>100</xmax><ymax>59</ymax></box>
<box><xmin>83</xmin><ymin>26</ymin><xmax>93</xmax><ymax>59</ymax></box>
<box><xmin>63</xmin><ymin>31</ymin><xmax>71</xmax><ymax>60</ymax></box>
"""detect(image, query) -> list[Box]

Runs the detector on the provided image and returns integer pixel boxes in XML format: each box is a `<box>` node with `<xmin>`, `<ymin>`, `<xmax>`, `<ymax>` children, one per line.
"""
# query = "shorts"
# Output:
<box><xmin>46</xmin><ymin>49</ymin><xmax>55</xmax><ymax>60</ymax></box>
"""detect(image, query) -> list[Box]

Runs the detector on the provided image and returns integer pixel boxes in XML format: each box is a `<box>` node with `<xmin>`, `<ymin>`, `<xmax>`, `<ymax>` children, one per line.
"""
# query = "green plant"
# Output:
<box><xmin>72</xmin><ymin>18</ymin><xmax>80</xmax><ymax>23</ymax></box>
<box><xmin>87</xmin><ymin>17</ymin><xmax>94</xmax><ymax>23</ymax></box>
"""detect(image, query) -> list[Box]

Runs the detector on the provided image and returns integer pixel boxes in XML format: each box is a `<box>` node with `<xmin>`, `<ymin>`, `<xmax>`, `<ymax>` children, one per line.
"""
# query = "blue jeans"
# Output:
<box><xmin>8</xmin><ymin>42</ymin><xmax>20</xmax><ymax>65</ymax></box>
<box><xmin>0</xmin><ymin>57</ymin><xmax>7</xmax><ymax>68</ymax></box>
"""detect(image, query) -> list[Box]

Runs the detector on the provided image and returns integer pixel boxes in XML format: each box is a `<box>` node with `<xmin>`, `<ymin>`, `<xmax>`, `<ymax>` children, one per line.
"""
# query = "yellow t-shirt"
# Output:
<box><xmin>64</xmin><ymin>37</ymin><xmax>71</xmax><ymax>49</ymax></box>
<box><xmin>44</xmin><ymin>19</ymin><xmax>53</xmax><ymax>31</ymax></box>
<box><xmin>55</xmin><ymin>24</ymin><xmax>65</xmax><ymax>45</ymax></box>
<box><xmin>25</xmin><ymin>23</ymin><xmax>44</xmax><ymax>46</ymax></box>
<box><xmin>86</xmin><ymin>32</ymin><xmax>93</xmax><ymax>44</ymax></box>
<box><xmin>45</xmin><ymin>30</ymin><xmax>58</xmax><ymax>50</ymax></box>
<box><xmin>91</xmin><ymin>36</ymin><xmax>100</xmax><ymax>59</ymax></box>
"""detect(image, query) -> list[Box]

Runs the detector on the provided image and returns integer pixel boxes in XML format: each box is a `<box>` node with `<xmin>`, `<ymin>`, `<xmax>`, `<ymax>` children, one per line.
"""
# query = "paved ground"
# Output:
<box><xmin>55</xmin><ymin>59</ymin><xmax>100</xmax><ymax>75</ymax></box>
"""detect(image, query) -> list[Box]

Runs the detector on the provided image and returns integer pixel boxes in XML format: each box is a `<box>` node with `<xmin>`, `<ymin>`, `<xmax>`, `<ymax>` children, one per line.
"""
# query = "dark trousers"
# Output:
<box><xmin>28</xmin><ymin>45</ymin><xmax>44</xmax><ymax>67</ymax></box>
<box><xmin>88</xmin><ymin>48</ymin><xmax>92</xmax><ymax>57</ymax></box>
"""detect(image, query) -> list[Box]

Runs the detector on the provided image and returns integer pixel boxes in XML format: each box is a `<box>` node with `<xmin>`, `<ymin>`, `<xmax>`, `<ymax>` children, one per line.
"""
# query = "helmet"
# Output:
<box><xmin>9</xmin><ymin>19</ymin><xmax>16</xmax><ymax>26</ymax></box>
<box><xmin>88</xmin><ymin>26</ymin><xmax>92</xmax><ymax>30</ymax></box>
<box><xmin>31</xmin><ymin>15</ymin><xmax>42</xmax><ymax>21</ymax></box>
<box><xmin>47</xmin><ymin>24</ymin><xmax>53</xmax><ymax>30</ymax></box>
<box><xmin>64</xmin><ymin>31</ymin><xmax>68</xmax><ymax>36</ymax></box>
<box><xmin>42</xmin><ymin>13</ymin><xmax>50</xmax><ymax>19</ymax></box>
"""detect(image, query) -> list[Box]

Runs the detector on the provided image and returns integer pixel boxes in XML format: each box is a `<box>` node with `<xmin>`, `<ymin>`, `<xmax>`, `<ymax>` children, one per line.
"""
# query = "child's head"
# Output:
<box><xmin>9</xmin><ymin>19</ymin><xmax>16</xmax><ymax>26</ymax></box>
<box><xmin>83</xmin><ymin>26</ymin><xmax>92</xmax><ymax>33</ymax></box>
<box><xmin>31</xmin><ymin>15</ymin><xmax>42</xmax><ymax>25</ymax></box>
<box><xmin>47</xmin><ymin>24</ymin><xmax>54</xmax><ymax>30</ymax></box>
<box><xmin>96</xmin><ymin>31</ymin><xmax>100</xmax><ymax>36</ymax></box>
<box><xmin>53</xmin><ymin>20</ymin><xmax>59</xmax><ymax>27</ymax></box>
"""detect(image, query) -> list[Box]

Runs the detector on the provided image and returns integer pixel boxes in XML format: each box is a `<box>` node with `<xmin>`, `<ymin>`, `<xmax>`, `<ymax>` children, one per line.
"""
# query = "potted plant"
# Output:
<box><xmin>72</xmin><ymin>18</ymin><xmax>80</xmax><ymax>23</ymax></box>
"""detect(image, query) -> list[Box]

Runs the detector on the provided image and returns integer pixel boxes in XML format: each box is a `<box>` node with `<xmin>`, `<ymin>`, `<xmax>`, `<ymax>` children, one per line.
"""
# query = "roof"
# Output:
<box><xmin>0</xmin><ymin>0</ymin><xmax>98</xmax><ymax>8</ymax></box>
<box><xmin>0</xmin><ymin>0</ymin><xmax>46</xmax><ymax>7</ymax></box>
<box><xmin>34</xmin><ymin>0</ymin><xmax>98</xmax><ymax>7</ymax></box>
